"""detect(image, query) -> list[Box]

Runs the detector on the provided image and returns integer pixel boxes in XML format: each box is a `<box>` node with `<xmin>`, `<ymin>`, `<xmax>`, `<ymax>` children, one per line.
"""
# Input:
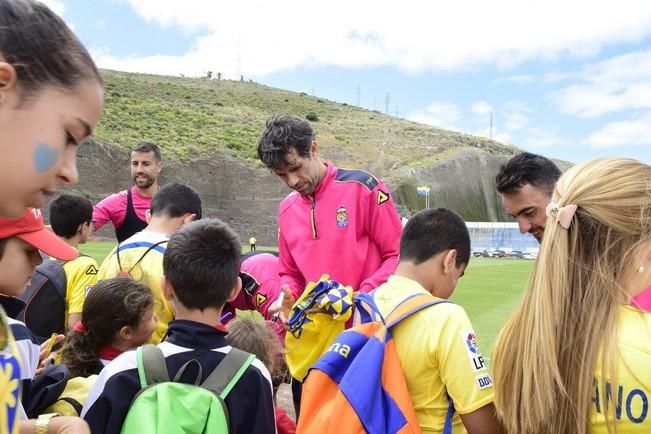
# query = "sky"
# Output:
<box><xmin>44</xmin><ymin>0</ymin><xmax>651</xmax><ymax>164</ymax></box>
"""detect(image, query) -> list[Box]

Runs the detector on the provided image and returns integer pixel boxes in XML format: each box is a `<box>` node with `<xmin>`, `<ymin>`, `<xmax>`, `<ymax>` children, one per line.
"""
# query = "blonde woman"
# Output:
<box><xmin>493</xmin><ymin>158</ymin><xmax>651</xmax><ymax>434</ymax></box>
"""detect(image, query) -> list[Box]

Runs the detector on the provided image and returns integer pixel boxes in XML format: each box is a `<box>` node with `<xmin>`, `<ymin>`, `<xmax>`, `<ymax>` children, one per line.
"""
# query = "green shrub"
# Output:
<box><xmin>306</xmin><ymin>112</ymin><xmax>319</xmax><ymax>121</ymax></box>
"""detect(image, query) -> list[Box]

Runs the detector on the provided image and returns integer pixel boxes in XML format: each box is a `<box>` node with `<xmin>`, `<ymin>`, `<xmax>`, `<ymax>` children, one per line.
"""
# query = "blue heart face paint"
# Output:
<box><xmin>34</xmin><ymin>143</ymin><xmax>59</xmax><ymax>173</ymax></box>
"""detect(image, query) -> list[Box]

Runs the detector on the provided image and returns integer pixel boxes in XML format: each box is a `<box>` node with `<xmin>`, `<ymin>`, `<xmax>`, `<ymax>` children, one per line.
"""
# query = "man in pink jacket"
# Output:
<box><xmin>258</xmin><ymin>114</ymin><xmax>402</xmax><ymax>299</ymax></box>
<box><xmin>92</xmin><ymin>142</ymin><xmax>162</xmax><ymax>242</ymax></box>
<box><xmin>257</xmin><ymin>114</ymin><xmax>403</xmax><ymax>415</ymax></box>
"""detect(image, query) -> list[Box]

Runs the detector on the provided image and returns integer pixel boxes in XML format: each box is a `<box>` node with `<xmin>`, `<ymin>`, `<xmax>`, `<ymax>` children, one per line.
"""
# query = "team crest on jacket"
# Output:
<box><xmin>336</xmin><ymin>207</ymin><xmax>348</xmax><ymax>228</ymax></box>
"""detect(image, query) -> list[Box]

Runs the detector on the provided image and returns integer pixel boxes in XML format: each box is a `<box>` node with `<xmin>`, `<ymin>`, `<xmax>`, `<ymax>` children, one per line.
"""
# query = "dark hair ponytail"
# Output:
<box><xmin>62</xmin><ymin>278</ymin><xmax>153</xmax><ymax>377</ymax></box>
<box><xmin>0</xmin><ymin>0</ymin><xmax>102</xmax><ymax>103</ymax></box>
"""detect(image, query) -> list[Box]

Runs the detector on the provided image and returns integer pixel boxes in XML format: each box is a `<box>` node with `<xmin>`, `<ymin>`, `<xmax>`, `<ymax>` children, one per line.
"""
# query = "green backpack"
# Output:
<box><xmin>121</xmin><ymin>345</ymin><xmax>256</xmax><ymax>434</ymax></box>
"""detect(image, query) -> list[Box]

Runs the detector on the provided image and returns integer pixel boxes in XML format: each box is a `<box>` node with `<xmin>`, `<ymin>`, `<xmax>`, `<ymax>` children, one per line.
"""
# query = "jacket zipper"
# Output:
<box><xmin>310</xmin><ymin>196</ymin><xmax>319</xmax><ymax>239</ymax></box>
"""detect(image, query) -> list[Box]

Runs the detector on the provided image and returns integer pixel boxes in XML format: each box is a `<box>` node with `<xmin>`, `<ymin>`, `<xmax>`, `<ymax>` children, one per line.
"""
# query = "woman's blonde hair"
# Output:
<box><xmin>492</xmin><ymin>158</ymin><xmax>651</xmax><ymax>434</ymax></box>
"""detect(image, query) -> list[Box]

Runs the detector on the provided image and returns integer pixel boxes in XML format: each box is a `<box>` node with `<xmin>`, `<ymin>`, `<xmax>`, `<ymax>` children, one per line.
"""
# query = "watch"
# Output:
<box><xmin>35</xmin><ymin>413</ymin><xmax>58</xmax><ymax>434</ymax></box>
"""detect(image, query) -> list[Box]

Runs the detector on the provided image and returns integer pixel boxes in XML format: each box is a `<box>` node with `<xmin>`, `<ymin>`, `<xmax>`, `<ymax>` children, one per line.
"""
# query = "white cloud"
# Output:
<box><xmin>472</xmin><ymin>101</ymin><xmax>493</xmax><ymax>115</ymax></box>
<box><xmin>494</xmin><ymin>74</ymin><xmax>535</xmax><ymax>84</ymax></box>
<box><xmin>407</xmin><ymin>102</ymin><xmax>462</xmax><ymax>129</ymax></box>
<box><xmin>553</xmin><ymin>50</ymin><xmax>651</xmax><ymax>118</ymax></box>
<box><xmin>584</xmin><ymin>113</ymin><xmax>651</xmax><ymax>148</ymax></box>
<box><xmin>505</xmin><ymin>112</ymin><xmax>529</xmax><ymax>131</ymax></box>
<box><xmin>520</xmin><ymin>127</ymin><xmax>570</xmax><ymax>148</ymax></box>
<box><xmin>93</xmin><ymin>0</ymin><xmax>651</xmax><ymax>78</ymax></box>
<box><xmin>41</xmin><ymin>0</ymin><xmax>64</xmax><ymax>16</ymax></box>
<box><xmin>98</xmin><ymin>20</ymin><xmax>106</xmax><ymax>28</ymax></box>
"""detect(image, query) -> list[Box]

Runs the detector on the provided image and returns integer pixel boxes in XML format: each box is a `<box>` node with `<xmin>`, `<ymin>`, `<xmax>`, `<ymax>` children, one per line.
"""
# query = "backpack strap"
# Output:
<box><xmin>35</xmin><ymin>257</ymin><xmax>67</xmax><ymax>300</ymax></box>
<box><xmin>136</xmin><ymin>344</ymin><xmax>170</xmax><ymax>388</ymax></box>
<box><xmin>443</xmin><ymin>393</ymin><xmax>455</xmax><ymax>434</ymax></box>
<box><xmin>352</xmin><ymin>292</ymin><xmax>385</xmax><ymax>325</ymax></box>
<box><xmin>385</xmin><ymin>293</ymin><xmax>451</xmax><ymax>328</ymax></box>
<box><xmin>117</xmin><ymin>240</ymin><xmax>167</xmax><ymax>275</ymax></box>
<box><xmin>58</xmin><ymin>397</ymin><xmax>83</xmax><ymax>415</ymax></box>
<box><xmin>201</xmin><ymin>348</ymin><xmax>256</xmax><ymax>399</ymax></box>
<box><xmin>172</xmin><ymin>359</ymin><xmax>203</xmax><ymax>385</ymax></box>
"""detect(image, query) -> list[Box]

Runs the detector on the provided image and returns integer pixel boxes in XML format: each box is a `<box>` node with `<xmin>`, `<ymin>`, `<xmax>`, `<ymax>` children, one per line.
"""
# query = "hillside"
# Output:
<box><xmin>75</xmin><ymin>70</ymin><xmax>526</xmax><ymax>244</ymax></box>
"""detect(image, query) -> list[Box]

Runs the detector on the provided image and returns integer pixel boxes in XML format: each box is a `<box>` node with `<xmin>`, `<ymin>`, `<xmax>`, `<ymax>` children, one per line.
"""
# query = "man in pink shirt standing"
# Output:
<box><xmin>257</xmin><ymin>114</ymin><xmax>403</xmax><ymax>415</ymax></box>
<box><xmin>93</xmin><ymin>142</ymin><xmax>163</xmax><ymax>242</ymax></box>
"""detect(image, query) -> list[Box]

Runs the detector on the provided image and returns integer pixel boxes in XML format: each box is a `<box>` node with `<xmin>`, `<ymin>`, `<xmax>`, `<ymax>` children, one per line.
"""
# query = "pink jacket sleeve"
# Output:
<box><xmin>93</xmin><ymin>193</ymin><xmax>122</xmax><ymax>231</ymax></box>
<box><xmin>357</xmin><ymin>181</ymin><xmax>402</xmax><ymax>293</ymax></box>
<box><xmin>278</xmin><ymin>227</ymin><xmax>306</xmax><ymax>300</ymax></box>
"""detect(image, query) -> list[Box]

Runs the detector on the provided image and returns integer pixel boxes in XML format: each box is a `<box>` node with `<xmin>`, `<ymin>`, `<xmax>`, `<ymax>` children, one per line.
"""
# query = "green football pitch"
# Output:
<box><xmin>80</xmin><ymin>241</ymin><xmax>532</xmax><ymax>360</ymax></box>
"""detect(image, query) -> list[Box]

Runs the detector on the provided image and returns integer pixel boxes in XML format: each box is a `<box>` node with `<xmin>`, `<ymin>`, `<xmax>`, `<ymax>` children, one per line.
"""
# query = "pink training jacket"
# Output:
<box><xmin>92</xmin><ymin>186</ymin><xmax>152</xmax><ymax>231</ymax></box>
<box><xmin>278</xmin><ymin>162</ymin><xmax>402</xmax><ymax>298</ymax></box>
<box><xmin>231</xmin><ymin>253</ymin><xmax>282</xmax><ymax>320</ymax></box>
<box><xmin>224</xmin><ymin>252</ymin><xmax>285</xmax><ymax>339</ymax></box>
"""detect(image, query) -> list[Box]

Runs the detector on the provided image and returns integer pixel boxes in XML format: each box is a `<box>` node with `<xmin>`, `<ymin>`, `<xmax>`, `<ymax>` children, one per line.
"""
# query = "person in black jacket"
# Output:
<box><xmin>81</xmin><ymin>218</ymin><xmax>276</xmax><ymax>434</ymax></box>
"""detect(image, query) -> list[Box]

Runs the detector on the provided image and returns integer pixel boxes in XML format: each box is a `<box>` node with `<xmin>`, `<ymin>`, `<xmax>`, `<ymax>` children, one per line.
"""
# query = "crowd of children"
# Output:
<box><xmin>0</xmin><ymin>1</ymin><xmax>649</xmax><ymax>434</ymax></box>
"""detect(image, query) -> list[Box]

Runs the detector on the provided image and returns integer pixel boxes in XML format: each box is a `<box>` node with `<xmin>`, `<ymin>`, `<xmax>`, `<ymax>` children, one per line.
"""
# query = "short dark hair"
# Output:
<box><xmin>400</xmin><ymin>208</ymin><xmax>470</xmax><ymax>267</ymax></box>
<box><xmin>257</xmin><ymin>114</ymin><xmax>315</xmax><ymax>170</ymax></box>
<box><xmin>49</xmin><ymin>192</ymin><xmax>93</xmax><ymax>238</ymax></box>
<box><xmin>150</xmin><ymin>183</ymin><xmax>202</xmax><ymax>219</ymax></box>
<box><xmin>0</xmin><ymin>0</ymin><xmax>102</xmax><ymax>105</ymax></box>
<box><xmin>132</xmin><ymin>141</ymin><xmax>162</xmax><ymax>161</ymax></box>
<box><xmin>163</xmin><ymin>219</ymin><xmax>241</xmax><ymax>310</ymax></box>
<box><xmin>495</xmin><ymin>152</ymin><xmax>561</xmax><ymax>195</ymax></box>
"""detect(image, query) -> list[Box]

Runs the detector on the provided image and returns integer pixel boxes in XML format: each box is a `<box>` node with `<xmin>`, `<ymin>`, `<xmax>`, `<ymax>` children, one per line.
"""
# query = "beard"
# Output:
<box><xmin>133</xmin><ymin>173</ymin><xmax>155</xmax><ymax>188</ymax></box>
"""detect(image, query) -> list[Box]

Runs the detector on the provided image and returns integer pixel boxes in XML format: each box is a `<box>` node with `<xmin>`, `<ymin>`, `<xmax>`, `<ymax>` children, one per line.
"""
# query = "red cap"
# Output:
<box><xmin>0</xmin><ymin>208</ymin><xmax>78</xmax><ymax>261</ymax></box>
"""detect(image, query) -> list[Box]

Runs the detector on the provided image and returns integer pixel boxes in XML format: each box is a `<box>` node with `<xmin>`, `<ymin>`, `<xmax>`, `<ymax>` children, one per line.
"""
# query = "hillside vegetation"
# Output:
<box><xmin>96</xmin><ymin>70</ymin><xmax>517</xmax><ymax>168</ymax></box>
<box><xmin>76</xmin><ymin>70</ymin><xmax>539</xmax><ymax>243</ymax></box>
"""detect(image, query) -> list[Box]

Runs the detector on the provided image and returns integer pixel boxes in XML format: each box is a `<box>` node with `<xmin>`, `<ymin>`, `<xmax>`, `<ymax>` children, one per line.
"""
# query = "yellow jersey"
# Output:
<box><xmin>62</xmin><ymin>253</ymin><xmax>99</xmax><ymax>327</ymax></box>
<box><xmin>374</xmin><ymin>275</ymin><xmax>495</xmax><ymax>434</ymax></box>
<box><xmin>591</xmin><ymin>305</ymin><xmax>651</xmax><ymax>432</ymax></box>
<box><xmin>97</xmin><ymin>231</ymin><xmax>170</xmax><ymax>344</ymax></box>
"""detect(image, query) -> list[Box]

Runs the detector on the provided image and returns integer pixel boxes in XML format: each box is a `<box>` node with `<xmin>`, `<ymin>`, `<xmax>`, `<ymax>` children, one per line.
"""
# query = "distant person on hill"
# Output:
<box><xmin>249</xmin><ymin>235</ymin><xmax>257</xmax><ymax>251</ymax></box>
<box><xmin>495</xmin><ymin>152</ymin><xmax>561</xmax><ymax>242</ymax></box>
<box><xmin>493</xmin><ymin>158</ymin><xmax>651</xmax><ymax>434</ymax></box>
<box><xmin>97</xmin><ymin>183</ymin><xmax>201</xmax><ymax>344</ymax></box>
<box><xmin>257</xmin><ymin>114</ymin><xmax>403</xmax><ymax>414</ymax></box>
<box><xmin>93</xmin><ymin>142</ymin><xmax>163</xmax><ymax>242</ymax></box>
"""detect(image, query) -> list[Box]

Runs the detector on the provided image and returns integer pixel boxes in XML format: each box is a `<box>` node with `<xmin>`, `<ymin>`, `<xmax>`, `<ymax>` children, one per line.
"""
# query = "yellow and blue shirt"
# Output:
<box><xmin>97</xmin><ymin>231</ymin><xmax>169</xmax><ymax>344</ymax></box>
<box><xmin>62</xmin><ymin>253</ymin><xmax>99</xmax><ymax>327</ymax></box>
<box><xmin>591</xmin><ymin>305</ymin><xmax>651</xmax><ymax>432</ymax></box>
<box><xmin>374</xmin><ymin>275</ymin><xmax>495</xmax><ymax>434</ymax></box>
<box><xmin>0</xmin><ymin>308</ymin><xmax>22</xmax><ymax>434</ymax></box>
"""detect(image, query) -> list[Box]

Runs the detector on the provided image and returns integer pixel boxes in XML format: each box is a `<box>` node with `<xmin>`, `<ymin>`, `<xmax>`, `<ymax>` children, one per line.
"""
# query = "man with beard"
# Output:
<box><xmin>495</xmin><ymin>152</ymin><xmax>561</xmax><ymax>243</ymax></box>
<box><xmin>93</xmin><ymin>142</ymin><xmax>163</xmax><ymax>242</ymax></box>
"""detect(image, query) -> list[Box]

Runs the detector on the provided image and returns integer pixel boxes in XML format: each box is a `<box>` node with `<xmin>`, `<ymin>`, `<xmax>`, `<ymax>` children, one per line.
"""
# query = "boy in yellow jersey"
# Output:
<box><xmin>49</xmin><ymin>193</ymin><xmax>99</xmax><ymax>329</ymax></box>
<box><xmin>97</xmin><ymin>183</ymin><xmax>202</xmax><ymax>343</ymax></box>
<box><xmin>373</xmin><ymin>208</ymin><xmax>502</xmax><ymax>434</ymax></box>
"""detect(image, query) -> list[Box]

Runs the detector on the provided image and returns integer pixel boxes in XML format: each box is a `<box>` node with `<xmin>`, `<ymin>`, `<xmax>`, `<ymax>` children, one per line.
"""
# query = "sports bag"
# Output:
<box><xmin>297</xmin><ymin>292</ymin><xmax>455</xmax><ymax>434</ymax></box>
<box><xmin>120</xmin><ymin>345</ymin><xmax>255</xmax><ymax>434</ymax></box>
<box><xmin>17</xmin><ymin>257</ymin><xmax>67</xmax><ymax>341</ymax></box>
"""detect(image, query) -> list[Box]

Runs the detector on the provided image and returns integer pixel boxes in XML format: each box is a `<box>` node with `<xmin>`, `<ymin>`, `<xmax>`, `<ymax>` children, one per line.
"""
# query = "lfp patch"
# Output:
<box><xmin>465</xmin><ymin>332</ymin><xmax>479</xmax><ymax>354</ymax></box>
<box><xmin>336</xmin><ymin>207</ymin><xmax>348</xmax><ymax>228</ymax></box>
<box><xmin>461</xmin><ymin>330</ymin><xmax>486</xmax><ymax>372</ymax></box>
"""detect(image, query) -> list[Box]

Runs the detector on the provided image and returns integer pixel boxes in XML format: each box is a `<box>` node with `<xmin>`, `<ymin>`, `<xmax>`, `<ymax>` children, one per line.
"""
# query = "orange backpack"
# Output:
<box><xmin>297</xmin><ymin>292</ymin><xmax>454</xmax><ymax>434</ymax></box>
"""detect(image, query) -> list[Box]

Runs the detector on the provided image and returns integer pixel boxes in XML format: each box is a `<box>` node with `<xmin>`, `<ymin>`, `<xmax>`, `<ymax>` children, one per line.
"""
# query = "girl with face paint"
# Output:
<box><xmin>0</xmin><ymin>1</ymin><xmax>103</xmax><ymax>433</ymax></box>
<box><xmin>0</xmin><ymin>0</ymin><xmax>104</xmax><ymax>219</ymax></box>
<box><xmin>493</xmin><ymin>158</ymin><xmax>651</xmax><ymax>434</ymax></box>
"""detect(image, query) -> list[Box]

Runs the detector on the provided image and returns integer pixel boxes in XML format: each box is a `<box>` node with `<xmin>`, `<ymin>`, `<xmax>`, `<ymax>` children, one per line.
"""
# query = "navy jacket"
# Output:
<box><xmin>82</xmin><ymin>320</ymin><xmax>276</xmax><ymax>434</ymax></box>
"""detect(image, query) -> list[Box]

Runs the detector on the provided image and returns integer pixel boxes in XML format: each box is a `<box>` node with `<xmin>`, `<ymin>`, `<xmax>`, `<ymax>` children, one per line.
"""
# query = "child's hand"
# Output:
<box><xmin>39</xmin><ymin>333</ymin><xmax>64</xmax><ymax>364</ymax></box>
<box><xmin>270</xmin><ymin>285</ymin><xmax>295</xmax><ymax>327</ymax></box>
